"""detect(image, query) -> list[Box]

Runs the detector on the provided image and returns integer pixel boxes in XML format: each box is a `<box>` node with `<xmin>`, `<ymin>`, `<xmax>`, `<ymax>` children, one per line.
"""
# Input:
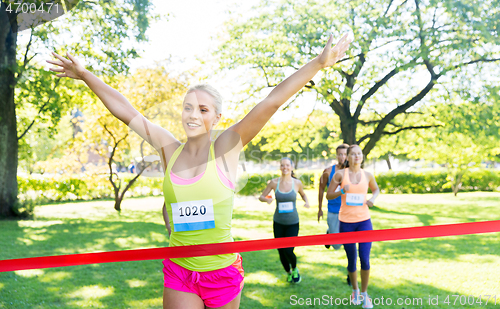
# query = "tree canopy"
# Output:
<box><xmin>0</xmin><ymin>0</ymin><xmax>158</xmax><ymax>217</ymax></box>
<box><xmin>218</xmin><ymin>0</ymin><xmax>500</xmax><ymax>157</ymax></box>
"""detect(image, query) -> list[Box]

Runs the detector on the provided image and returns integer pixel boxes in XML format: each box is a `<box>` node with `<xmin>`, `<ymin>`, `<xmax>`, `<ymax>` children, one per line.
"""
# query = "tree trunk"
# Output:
<box><xmin>452</xmin><ymin>172</ymin><xmax>464</xmax><ymax>197</ymax></box>
<box><xmin>114</xmin><ymin>195</ymin><xmax>123</xmax><ymax>211</ymax></box>
<box><xmin>113</xmin><ymin>162</ymin><xmax>152</xmax><ymax>211</ymax></box>
<box><xmin>0</xmin><ymin>7</ymin><xmax>19</xmax><ymax>218</ymax></box>
<box><xmin>340</xmin><ymin>118</ymin><xmax>357</xmax><ymax>145</ymax></box>
<box><xmin>292</xmin><ymin>156</ymin><xmax>299</xmax><ymax>169</ymax></box>
<box><xmin>386</xmin><ymin>155</ymin><xmax>392</xmax><ymax>170</ymax></box>
<box><xmin>111</xmin><ymin>174</ymin><xmax>121</xmax><ymax>211</ymax></box>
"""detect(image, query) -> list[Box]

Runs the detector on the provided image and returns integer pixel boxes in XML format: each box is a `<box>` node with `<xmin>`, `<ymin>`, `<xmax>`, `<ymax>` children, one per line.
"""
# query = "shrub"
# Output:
<box><xmin>18</xmin><ymin>169</ymin><xmax>500</xmax><ymax>203</ymax></box>
<box><xmin>375</xmin><ymin>169</ymin><xmax>500</xmax><ymax>194</ymax></box>
<box><xmin>18</xmin><ymin>174</ymin><xmax>165</xmax><ymax>203</ymax></box>
<box><xmin>235</xmin><ymin>170</ymin><xmax>322</xmax><ymax>196</ymax></box>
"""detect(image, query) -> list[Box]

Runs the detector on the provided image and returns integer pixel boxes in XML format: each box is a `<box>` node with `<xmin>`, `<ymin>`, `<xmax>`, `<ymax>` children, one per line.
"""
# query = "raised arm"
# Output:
<box><xmin>258</xmin><ymin>179</ymin><xmax>276</xmax><ymax>204</ymax></box>
<box><xmin>317</xmin><ymin>168</ymin><xmax>330</xmax><ymax>222</ymax></box>
<box><xmin>366</xmin><ymin>172</ymin><xmax>380</xmax><ymax>207</ymax></box>
<box><xmin>47</xmin><ymin>52</ymin><xmax>179</xmax><ymax>154</ymax></box>
<box><xmin>227</xmin><ymin>34</ymin><xmax>351</xmax><ymax>147</ymax></box>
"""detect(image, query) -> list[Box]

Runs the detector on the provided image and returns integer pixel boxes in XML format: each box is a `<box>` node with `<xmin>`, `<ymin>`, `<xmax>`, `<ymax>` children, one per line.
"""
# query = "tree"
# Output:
<box><xmin>244</xmin><ymin>112</ymin><xmax>342</xmax><ymax>167</ymax></box>
<box><xmin>380</xmin><ymin>87</ymin><xmax>500</xmax><ymax>195</ymax></box>
<box><xmin>18</xmin><ymin>111</ymin><xmax>75</xmax><ymax>174</ymax></box>
<box><xmin>218</xmin><ymin>0</ymin><xmax>500</xmax><ymax>157</ymax></box>
<box><xmin>406</xmin><ymin>130</ymin><xmax>482</xmax><ymax>195</ymax></box>
<box><xmin>360</xmin><ymin>107</ymin><xmax>442</xmax><ymax>168</ymax></box>
<box><xmin>433</xmin><ymin>87</ymin><xmax>500</xmax><ymax>195</ymax></box>
<box><xmin>0</xmin><ymin>0</ymin><xmax>157</xmax><ymax>217</ymax></box>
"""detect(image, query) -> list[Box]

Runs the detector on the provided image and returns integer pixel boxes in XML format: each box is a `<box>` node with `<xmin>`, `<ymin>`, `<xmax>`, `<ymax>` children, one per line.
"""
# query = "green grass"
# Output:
<box><xmin>1</xmin><ymin>192</ymin><xmax>499</xmax><ymax>308</ymax></box>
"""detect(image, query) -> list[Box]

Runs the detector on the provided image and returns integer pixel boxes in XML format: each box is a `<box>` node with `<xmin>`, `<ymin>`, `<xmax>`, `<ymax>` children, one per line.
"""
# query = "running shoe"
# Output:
<box><xmin>350</xmin><ymin>290</ymin><xmax>361</xmax><ymax>305</ymax></box>
<box><xmin>292</xmin><ymin>268</ymin><xmax>301</xmax><ymax>283</ymax></box>
<box><xmin>362</xmin><ymin>295</ymin><xmax>373</xmax><ymax>308</ymax></box>
<box><xmin>287</xmin><ymin>273</ymin><xmax>293</xmax><ymax>283</ymax></box>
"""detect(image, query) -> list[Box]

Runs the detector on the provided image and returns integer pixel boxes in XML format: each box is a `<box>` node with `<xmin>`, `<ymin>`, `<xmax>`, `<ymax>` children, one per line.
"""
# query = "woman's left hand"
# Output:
<box><xmin>367</xmin><ymin>200</ymin><xmax>374</xmax><ymax>208</ymax></box>
<box><xmin>304</xmin><ymin>202</ymin><xmax>310</xmax><ymax>209</ymax></box>
<box><xmin>317</xmin><ymin>33</ymin><xmax>352</xmax><ymax>69</ymax></box>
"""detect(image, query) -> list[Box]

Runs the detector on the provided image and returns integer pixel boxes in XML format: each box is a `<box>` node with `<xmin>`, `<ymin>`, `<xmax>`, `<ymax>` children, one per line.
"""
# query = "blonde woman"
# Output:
<box><xmin>48</xmin><ymin>33</ymin><xmax>351</xmax><ymax>309</ymax></box>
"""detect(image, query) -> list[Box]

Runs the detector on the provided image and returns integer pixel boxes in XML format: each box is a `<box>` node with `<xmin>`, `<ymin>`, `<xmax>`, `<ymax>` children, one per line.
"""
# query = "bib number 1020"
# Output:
<box><xmin>178</xmin><ymin>205</ymin><xmax>207</xmax><ymax>217</ymax></box>
<box><xmin>171</xmin><ymin>199</ymin><xmax>215</xmax><ymax>232</ymax></box>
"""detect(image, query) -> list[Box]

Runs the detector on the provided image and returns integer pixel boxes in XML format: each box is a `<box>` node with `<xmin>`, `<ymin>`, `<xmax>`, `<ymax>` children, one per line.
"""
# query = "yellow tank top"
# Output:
<box><xmin>163</xmin><ymin>142</ymin><xmax>237</xmax><ymax>271</ymax></box>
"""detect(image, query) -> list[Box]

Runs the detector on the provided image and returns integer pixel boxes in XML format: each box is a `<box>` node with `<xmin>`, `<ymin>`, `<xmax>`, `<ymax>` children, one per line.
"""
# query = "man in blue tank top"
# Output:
<box><xmin>318</xmin><ymin>144</ymin><xmax>349</xmax><ymax>249</ymax></box>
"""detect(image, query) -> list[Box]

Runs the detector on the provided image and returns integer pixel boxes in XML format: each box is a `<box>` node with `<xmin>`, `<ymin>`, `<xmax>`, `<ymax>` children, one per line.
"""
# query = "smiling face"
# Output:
<box><xmin>347</xmin><ymin>145</ymin><xmax>364</xmax><ymax>166</ymax></box>
<box><xmin>280</xmin><ymin>158</ymin><xmax>293</xmax><ymax>176</ymax></box>
<box><xmin>182</xmin><ymin>90</ymin><xmax>221</xmax><ymax>138</ymax></box>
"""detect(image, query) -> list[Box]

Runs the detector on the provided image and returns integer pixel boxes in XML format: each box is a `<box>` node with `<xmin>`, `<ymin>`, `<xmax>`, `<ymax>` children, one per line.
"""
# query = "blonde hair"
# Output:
<box><xmin>186</xmin><ymin>84</ymin><xmax>223</xmax><ymax>115</ymax></box>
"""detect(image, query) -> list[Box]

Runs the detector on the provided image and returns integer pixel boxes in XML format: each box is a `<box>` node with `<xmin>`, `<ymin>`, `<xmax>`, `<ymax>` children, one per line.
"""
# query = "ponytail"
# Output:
<box><xmin>291</xmin><ymin>170</ymin><xmax>297</xmax><ymax>179</ymax></box>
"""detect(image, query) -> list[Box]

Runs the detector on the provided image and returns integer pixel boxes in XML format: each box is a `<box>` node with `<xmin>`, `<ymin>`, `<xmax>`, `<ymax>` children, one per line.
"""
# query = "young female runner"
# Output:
<box><xmin>48</xmin><ymin>33</ymin><xmax>351</xmax><ymax>309</ymax></box>
<box><xmin>326</xmin><ymin>144</ymin><xmax>380</xmax><ymax>309</ymax></box>
<box><xmin>259</xmin><ymin>158</ymin><xmax>310</xmax><ymax>283</ymax></box>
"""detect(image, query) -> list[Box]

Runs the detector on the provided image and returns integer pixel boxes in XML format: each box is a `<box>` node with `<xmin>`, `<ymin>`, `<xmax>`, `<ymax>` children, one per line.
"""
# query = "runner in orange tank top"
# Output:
<box><xmin>326</xmin><ymin>145</ymin><xmax>380</xmax><ymax>309</ymax></box>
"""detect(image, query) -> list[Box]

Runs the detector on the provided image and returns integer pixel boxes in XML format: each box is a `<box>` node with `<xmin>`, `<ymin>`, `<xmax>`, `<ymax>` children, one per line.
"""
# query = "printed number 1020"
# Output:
<box><xmin>179</xmin><ymin>205</ymin><xmax>207</xmax><ymax>217</ymax></box>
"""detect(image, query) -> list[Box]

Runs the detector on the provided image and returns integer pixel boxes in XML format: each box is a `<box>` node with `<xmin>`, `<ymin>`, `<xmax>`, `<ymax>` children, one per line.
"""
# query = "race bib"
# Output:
<box><xmin>346</xmin><ymin>193</ymin><xmax>364</xmax><ymax>206</ymax></box>
<box><xmin>278</xmin><ymin>201</ymin><xmax>294</xmax><ymax>213</ymax></box>
<box><xmin>171</xmin><ymin>199</ymin><xmax>215</xmax><ymax>232</ymax></box>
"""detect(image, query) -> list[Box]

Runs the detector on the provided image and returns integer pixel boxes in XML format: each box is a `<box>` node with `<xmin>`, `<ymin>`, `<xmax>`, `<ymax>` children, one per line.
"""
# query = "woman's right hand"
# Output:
<box><xmin>316</xmin><ymin>33</ymin><xmax>351</xmax><ymax>69</ymax></box>
<box><xmin>266</xmin><ymin>197</ymin><xmax>273</xmax><ymax>204</ymax></box>
<box><xmin>47</xmin><ymin>52</ymin><xmax>87</xmax><ymax>80</ymax></box>
<box><xmin>343</xmin><ymin>184</ymin><xmax>350</xmax><ymax>193</ymax></box>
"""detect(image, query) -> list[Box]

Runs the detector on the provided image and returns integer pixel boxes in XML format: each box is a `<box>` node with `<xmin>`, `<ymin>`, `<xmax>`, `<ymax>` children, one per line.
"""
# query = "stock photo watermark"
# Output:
<box><xmin>2</xmin><ymin>0</ymin><xmax>80</xmax><ymax>32</ymax></box>
<box><xmin>289</xmin><ymin>294</ymin><xmax>499</xmax><ymax>306</ymax></box>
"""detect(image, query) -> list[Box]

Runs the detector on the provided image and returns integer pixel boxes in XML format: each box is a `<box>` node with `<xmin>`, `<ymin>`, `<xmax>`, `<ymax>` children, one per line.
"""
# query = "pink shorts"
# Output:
<box><xmin>162</xmin><ymin>255</ymin><xmax>244</xmax><ymax>308</ymax></box>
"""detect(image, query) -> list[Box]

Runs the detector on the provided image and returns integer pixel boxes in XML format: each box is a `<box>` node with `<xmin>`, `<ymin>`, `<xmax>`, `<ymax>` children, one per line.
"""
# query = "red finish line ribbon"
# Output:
<box><xmin>1</xmin><ymin>220</ymin><xmax>499</xmax><ymax>272</ymax></box>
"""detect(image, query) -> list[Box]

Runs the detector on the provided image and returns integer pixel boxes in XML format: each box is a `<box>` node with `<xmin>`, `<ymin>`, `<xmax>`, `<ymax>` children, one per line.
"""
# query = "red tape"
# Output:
<box><xmin>1</xmin><ymin>220</ymin><xmax>499</xmax><ymax>272</ymax></box>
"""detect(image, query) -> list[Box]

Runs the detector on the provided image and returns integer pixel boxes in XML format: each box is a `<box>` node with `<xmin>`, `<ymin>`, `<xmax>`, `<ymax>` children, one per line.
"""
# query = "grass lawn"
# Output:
<box><xmin>0</xmin><ymin>191</ymin><xmax>499</xmax><ymax>308</ymax></box>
